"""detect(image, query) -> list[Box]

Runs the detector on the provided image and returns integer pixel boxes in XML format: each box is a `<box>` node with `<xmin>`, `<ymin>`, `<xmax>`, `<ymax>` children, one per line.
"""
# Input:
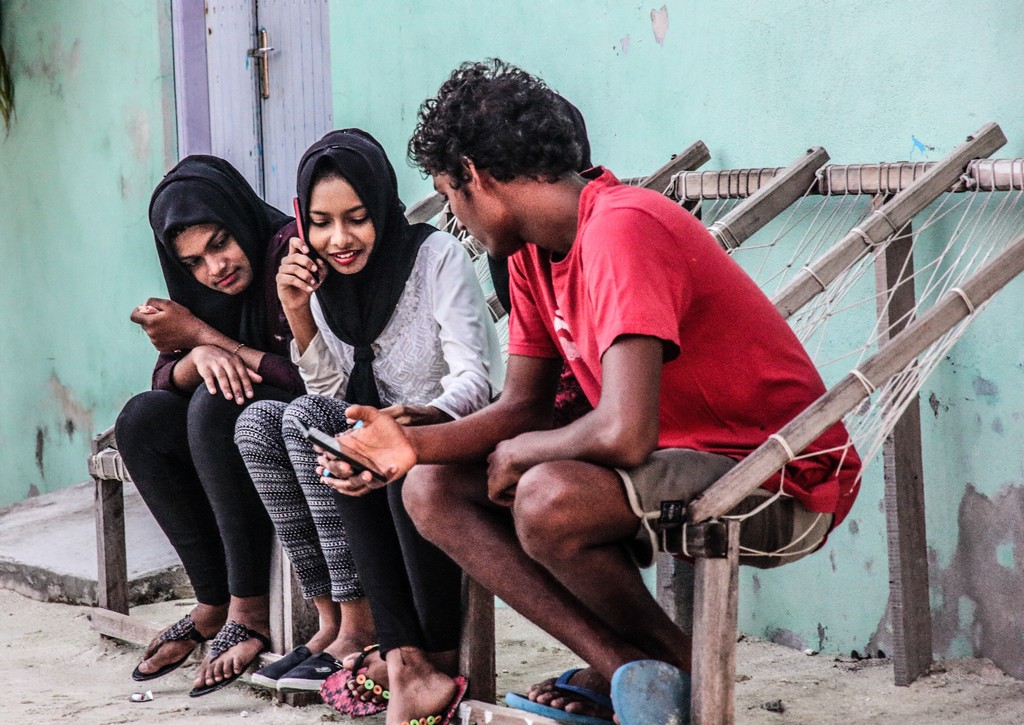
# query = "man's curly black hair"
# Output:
<box><xmin>408</xmin><ymin>59</ymin><xmax>584</xmax><ymax>189</ymax></box>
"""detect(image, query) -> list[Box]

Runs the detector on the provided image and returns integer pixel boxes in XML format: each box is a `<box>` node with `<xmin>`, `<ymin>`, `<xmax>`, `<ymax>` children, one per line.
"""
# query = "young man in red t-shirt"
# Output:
<box><xmin>318</xmin><ymin>60</ymin><xmax>860</xmax><ymax>724</ymax></box>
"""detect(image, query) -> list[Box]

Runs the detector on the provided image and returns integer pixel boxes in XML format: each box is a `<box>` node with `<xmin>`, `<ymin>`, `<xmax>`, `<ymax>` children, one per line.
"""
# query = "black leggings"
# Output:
<box><xmin>334</xmin><ymin>473</ymin><xmax>464</xmax><ymax>655</ymax></box>
<box><xmin>115</xmin><ymin>384</ymin><xmax>294</xmax><ymax>604</ymax></box>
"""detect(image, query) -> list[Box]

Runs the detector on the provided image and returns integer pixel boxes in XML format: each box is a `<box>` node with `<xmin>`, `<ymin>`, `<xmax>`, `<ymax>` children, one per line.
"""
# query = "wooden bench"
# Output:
<box><xmin>86</xmin><ymin>140</ymin><xmax>710</xmax><ymax>709</ymax></box>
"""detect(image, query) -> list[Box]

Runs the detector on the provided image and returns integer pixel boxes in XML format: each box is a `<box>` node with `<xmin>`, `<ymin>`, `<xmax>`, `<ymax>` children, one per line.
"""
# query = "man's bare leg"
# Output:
<box><xmin>515</xmin><ymin>460</ymin><xmax>691</xmax><ymax>666</ymax></box>
<box><xmin>513</xmin><ymin>460</ymin><xmax>692</xmax><ymax>714</ymax></box>
<box><xmin>403</xmin><ymin>462</ymin><xmax>647</xmax><ymax>681</ymax></box>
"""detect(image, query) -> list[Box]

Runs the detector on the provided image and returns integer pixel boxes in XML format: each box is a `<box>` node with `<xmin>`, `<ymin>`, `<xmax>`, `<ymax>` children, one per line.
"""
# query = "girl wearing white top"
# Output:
<box><xmin>235</xmin><ymin>130</ymin><xmax>502</xmax><ymax>720</ymax></box>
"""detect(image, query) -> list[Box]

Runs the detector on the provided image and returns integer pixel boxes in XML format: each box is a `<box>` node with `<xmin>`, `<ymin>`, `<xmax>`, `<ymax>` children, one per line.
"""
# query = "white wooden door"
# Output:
<box><xmin>174</xmin><ymin>0</ymin><xmax>333</xmax><ymax>212</ymax></box>
<box><xmin>255</xmin><ymin>0</ymin><xmax>333</xmax><ymax>211</ymax></box>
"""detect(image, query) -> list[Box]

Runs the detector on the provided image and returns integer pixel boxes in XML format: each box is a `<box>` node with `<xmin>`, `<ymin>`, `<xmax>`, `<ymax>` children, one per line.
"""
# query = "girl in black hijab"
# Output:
<box><xmin>235</xmin><ymin>130</ymin><xmax>502</xmax><ymax>719</ymax></box>
<box><xmin>116</xmin><ymin>156</ymin><xmax>317</xmax><ymax>697</ymax></box>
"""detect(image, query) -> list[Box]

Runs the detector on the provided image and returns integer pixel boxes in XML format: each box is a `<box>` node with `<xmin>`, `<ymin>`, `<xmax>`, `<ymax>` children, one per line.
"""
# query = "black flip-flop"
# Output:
<box><xmin>188</xmin><ymin>620</ymin><xmax>272</xmax><ymax>697</ymax></box>
<box><xmin>131</xmin><ymin>613</ymin><xmax>210</xmax><ymax>682</ymax></box>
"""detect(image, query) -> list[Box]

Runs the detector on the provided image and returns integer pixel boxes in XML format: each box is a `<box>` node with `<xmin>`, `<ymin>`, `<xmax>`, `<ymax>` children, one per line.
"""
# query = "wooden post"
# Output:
<box><xmin>89</xmin><ymin>431</ymin><xmax>130</xmax><ymax>615</ymax></box>
<box><xmin>268</xmin><ymin>538</ymin><xmax>318</xmax><ymax>655</ymax></box>
<box><xmin>460</xmin><ymin>576</ymin><xmax>496</xmax><ymax>703</ymax></box>
<box><xmin>94</xmin><ymin>476</ymin><xmax>130</xmax><ymax>614</ymax></box>
<box><xmin>872</xmin><ymin>201</ymin><xmax>933</xmax><ymax>686</ymax></box>
<box><xmin>656</xmin><ymin>553</ymin><xmax>694</xmax><ymax>634</ymax></box>
<box><xmin>690</xmin><ymin>520</ymin><xmax>740</xmax><ymax>725</ymax></box>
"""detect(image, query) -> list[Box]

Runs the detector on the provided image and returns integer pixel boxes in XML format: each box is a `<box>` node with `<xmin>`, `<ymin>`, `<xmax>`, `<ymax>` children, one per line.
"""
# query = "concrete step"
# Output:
<box><xmin>0</xmin><ymin>480</ymin><xmax>190</xmax><ymax>606</ymax></box>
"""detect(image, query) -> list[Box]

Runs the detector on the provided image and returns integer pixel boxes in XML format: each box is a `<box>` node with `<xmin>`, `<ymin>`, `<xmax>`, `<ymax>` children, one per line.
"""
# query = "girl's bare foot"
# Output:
<box><xmin>134</xmin><ymin>602</ymin><xmax>226</xmax><ymax>678</ymax></box>
<box><xmin>192</xmin><ymin>595</ymin><xmax>270</xmax><ymax>692</ymax></box>
<box><xmin>323</xmin><ymin>597</ymin><xmax>376</xmax><ymax>662</ymax></box>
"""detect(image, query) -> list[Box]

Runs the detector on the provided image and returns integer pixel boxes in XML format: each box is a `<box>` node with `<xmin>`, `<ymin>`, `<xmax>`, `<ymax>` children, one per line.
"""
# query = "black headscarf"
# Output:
<box><xmin>296</xmin><ymin>129</ymin><xmax>435</xmax><ymax>407</ymax></box>
<box><xmin>148</xmin><ymin>155</ymin><xmax>291</xmax><ymax>349</ymax></box>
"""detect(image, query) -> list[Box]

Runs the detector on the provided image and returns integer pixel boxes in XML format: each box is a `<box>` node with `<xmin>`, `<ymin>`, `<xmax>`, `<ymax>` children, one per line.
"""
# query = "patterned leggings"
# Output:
<box><xmin>235</xmin><ymin>394</ymin><xmax>363</xmax><ymax>601</ymax></box>
<box><xmin>236</xmin><ymin>393</ymin><xmax>463</xmax><ymax>653</ymax></box>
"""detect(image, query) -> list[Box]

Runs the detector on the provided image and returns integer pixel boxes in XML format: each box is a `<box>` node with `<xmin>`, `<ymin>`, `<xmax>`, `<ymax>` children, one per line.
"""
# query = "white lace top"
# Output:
<box><xmin>291</xmin><ymin>230</ymin><xmax>505</xmax><ymax>419</ymax></box>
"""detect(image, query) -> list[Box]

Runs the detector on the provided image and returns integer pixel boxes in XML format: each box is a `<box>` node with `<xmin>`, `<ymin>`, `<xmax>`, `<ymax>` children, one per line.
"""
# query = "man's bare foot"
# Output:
<box><xmin>528</xmin><ymin>667</ymin><xmax>613</xmax><ymax>719</ymax></box>
<box><xmin>385</xmin><ymin>647</ymin><xmax>462</xmax><ymax>725</ymax></box>
<box><xmin>134</xmin><ymin>603</ymin><xmax>226</xmax><ymax>678</ymax></box>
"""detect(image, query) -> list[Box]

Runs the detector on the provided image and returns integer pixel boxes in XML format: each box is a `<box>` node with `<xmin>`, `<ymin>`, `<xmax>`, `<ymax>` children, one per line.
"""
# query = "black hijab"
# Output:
<box><xmin>296</xmin><ymin>129</ymin><xmax>435</xmax><ymax>406</ymax></box>
<box><xmin>148</xmin><ymin>155</ymin><xmax>291</xmax><ymax>349</ymax></box>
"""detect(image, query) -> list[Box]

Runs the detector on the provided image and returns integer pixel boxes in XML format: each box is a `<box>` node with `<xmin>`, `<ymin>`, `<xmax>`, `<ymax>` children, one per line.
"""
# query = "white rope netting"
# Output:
<box><xmin>680</xmin><ymin>171</ymin><xmax>1024</xmax><ymax>558</ymax></box>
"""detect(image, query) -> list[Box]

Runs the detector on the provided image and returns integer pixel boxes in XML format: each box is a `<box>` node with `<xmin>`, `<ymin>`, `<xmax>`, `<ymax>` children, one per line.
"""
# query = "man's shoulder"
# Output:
<box><xmin>581</xmin><ymin>181</ymin><xmax>709</xmax><ymax>255</ymax></box>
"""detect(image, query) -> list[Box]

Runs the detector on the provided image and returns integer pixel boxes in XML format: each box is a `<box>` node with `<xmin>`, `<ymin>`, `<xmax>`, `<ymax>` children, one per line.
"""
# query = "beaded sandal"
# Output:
<box><xmin>400</xmin><ymin>675</ymin><xmax>468</xmax><ymax>725</ymax></box>
<box><xmin>320</xmin><ymin>644</ymin><xmax>390</xmax><ymax>716</ymax></box>
<box><xmin>131</xmin><ymin>613</ymin><xmax>210</xmax><ymax>682</ymax></box>
<box><xmin>188</xmin><ymin>620</ymin><xmax>272</xmax><ymax>697</ymax></box>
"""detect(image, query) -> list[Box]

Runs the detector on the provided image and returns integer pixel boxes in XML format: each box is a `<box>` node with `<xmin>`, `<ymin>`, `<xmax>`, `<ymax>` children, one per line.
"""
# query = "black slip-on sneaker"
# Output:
<box><xmin>277</xmin><ymin>652</ymin><xmax>345</xmax><ymax>691</ymax></box>
<box><xmin>250</xmin><ymin>645</ymin><xmax>314</xmax><ymax>689</ymax></box>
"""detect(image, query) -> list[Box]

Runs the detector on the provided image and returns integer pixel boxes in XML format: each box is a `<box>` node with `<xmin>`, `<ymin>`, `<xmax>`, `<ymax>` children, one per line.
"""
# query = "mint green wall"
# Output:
<box><xmin>328</xmin><ymin>0</ymin><xmax>1024</xmax><ymax>672</ymax></box>
<box><xmin>0</xmin><ymin>1</ymin><xmax>174</xmax><ymax>505</ymax></box>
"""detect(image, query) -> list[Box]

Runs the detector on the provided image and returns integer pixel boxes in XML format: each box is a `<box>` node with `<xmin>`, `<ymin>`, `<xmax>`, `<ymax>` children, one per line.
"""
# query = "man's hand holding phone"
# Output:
<box><xmin>308</xmin><ymin>406</ymin><xmax>418</xmax><ymax>495</ymax></box>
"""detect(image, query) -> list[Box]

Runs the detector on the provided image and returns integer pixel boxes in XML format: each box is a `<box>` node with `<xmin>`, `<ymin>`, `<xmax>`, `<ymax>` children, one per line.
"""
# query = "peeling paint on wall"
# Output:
<box><xmin>34</xmin><ymin>428</ymin><xmax>46</xmax><ymax>477</ymax></box>
<box><xmin>650</xmin><ymin>5</ymin><xmax>669</xmax><ymax>46</ymax></box>
<box><xmin>930</xmin><ymin>484</ymin><xmax>1024</xmax><ymax>677</ymax></box>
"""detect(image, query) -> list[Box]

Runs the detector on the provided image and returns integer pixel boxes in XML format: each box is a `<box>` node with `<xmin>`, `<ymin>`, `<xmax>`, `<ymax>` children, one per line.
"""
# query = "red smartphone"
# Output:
<box><xmin>295</xmin><ymin>420</ymin><xmax>389</xmax><ymax>483</ymax></box>
<box><xmin>293</xmin><ymin>197</ymin><xmax>306</xmax><ymax>243</ymax></box>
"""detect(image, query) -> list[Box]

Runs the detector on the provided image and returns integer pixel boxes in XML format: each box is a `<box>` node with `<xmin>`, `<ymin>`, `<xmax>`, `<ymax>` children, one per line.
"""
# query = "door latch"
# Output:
<box><xmin>247</xmin><ymin>28</ymin><xmax>273</xmax><ymax>99</ymax></box>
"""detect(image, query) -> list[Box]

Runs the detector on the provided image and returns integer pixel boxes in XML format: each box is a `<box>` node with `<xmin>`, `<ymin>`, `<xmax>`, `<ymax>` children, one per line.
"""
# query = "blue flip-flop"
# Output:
<box><xmin>505</xmin><ymin>668</ymin><xmax>613</xmax><ymax>725</ymax></box>
<box><xmin>610</xmin><ymin>660</ymin><xmax>691</xmax><ymax>725</ymax></box>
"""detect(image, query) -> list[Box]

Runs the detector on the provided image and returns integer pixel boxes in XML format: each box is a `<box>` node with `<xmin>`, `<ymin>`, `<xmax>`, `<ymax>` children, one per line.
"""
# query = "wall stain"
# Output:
<box><xmin>126</xmin><ymin>107</ymin><xmax>152</xmax><ymax>164</ymax></box>
<box><xmin>766</xmin><ymin>628</ymin><xmax>806</xmax><ymax>650</ymax></box>
<box><xmin>972</xmin><ymin>376</ymin><xmax>999</xmax><ymax>399</ymax></box>
<box><xmin>817</xmin><ymin>622</ymin><xmax>827</xmax><ymax>651</ymax></box>
<box><xmin>929</xmin><ymin>483</ymin><xmax>1024</xmax><ymax>677</ymax></box>
<box><xmin>20</xmin><ymin>32</ymin><xmax>81</xmax><ymax>99</ymax></box>
<box><xmin>650</xmin><ymin>5</ymin><xmax>669</xmax><ymax>46</ymax></box>
<box><xmin>909</xmin><ymin>135</ymin><xmax>935</xmax><ymax>160</ymax></box>
<box><xmin>34</xmin><ymin>428</ymin><xmax>46</xmax><ymax>477</ymax></box>
<box><xmin>46</xmin><ymin>374</ymin><xmax>93</xmax><ymax>438</ymax></box>
<box><xmin>26</xmin><ymin>484</ymin><xmax>40</xmax><ymax>498</ymax></box>
<box><xmin>848</xmin><ymin>519</ymin><xmax>859</xmax><ymax>535</ymax></box>
<box><xmin>992</xmin><ymin>417</ymin><xmax>1004</xmax><ymax>434</ymax></box>
<box><xmin>619</xmin><ymin>34</ymin><xmax>631</xmax><ymax>54</ymax></box>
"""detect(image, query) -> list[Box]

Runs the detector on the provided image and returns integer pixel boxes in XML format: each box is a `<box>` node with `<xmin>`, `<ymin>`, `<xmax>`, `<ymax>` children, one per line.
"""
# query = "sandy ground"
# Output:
<box><xmin>2</xmin><ymin>588</ymin><xmax>1023</xmax><ymax>724</ymax></box>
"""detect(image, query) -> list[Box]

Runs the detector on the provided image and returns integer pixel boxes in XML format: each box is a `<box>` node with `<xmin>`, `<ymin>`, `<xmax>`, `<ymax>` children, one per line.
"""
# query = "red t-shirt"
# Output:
<box><xmin>508</xmin><ymin>169</ymin><xmax>860</xmax><ymax>526</ymax></box>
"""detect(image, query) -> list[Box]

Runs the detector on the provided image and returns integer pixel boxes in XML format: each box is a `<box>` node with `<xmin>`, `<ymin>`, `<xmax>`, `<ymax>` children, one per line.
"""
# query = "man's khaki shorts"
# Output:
<box><xmin>614</xmin><ymin>448</ymin><xmax>832</xmax><ymax>569</ymax></box>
